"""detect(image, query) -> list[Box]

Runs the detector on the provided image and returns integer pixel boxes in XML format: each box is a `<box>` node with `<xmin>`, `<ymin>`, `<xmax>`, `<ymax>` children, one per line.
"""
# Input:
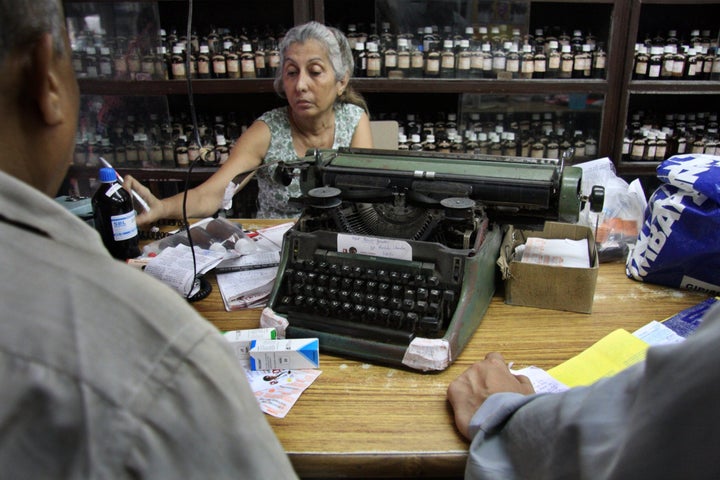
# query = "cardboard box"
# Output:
<box><xmin>249</xmin><ymin>338</ymin><xmax>320</xmax><ymax>370</ymax></box>
<box><xmin>498</xmin><ymin>222</ymin><xmax>599</xmax><ymax>313</ymax></box>
<box><xmin>223</xmin><ymin>327</ymin><xmax>276</xmax><ymax>368</ymax></box>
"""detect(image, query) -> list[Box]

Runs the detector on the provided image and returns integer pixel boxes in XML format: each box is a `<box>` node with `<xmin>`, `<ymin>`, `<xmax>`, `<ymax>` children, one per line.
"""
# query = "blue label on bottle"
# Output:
<box><xmin>110</xmin><ymin>210</ymin><xmax>138</xmax><ymax>241</ymax></box>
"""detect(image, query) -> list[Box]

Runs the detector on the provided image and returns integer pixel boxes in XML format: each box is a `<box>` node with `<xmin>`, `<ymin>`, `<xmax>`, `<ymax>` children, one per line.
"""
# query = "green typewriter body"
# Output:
<box><xmin>262</xmin><ymin>147</ymin><xmax>583</xmax><ymax>371</ymax></box>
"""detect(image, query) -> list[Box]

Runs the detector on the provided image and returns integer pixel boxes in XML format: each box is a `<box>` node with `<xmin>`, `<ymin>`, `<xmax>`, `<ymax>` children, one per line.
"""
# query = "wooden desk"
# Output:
<box><xmin>191</xmin><ymin>219</ymin><xmax>709</xmax><ymax>479</ymax></box>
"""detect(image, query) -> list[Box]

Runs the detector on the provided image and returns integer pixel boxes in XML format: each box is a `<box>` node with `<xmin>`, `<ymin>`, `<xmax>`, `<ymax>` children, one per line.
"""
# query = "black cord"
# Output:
<box><xmin>181</xmin><ymin>0</ymin><xmax>203</xmax><ymax>301</ymax></box>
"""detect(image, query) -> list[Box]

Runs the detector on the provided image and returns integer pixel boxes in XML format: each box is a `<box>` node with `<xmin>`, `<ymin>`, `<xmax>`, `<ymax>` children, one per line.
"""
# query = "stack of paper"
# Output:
<box><xmin>518</xmin><ymin>237</ymin><xmax>590</xmax><ymax>268</ymax></box>
<box><xmin>215</xmin><ymin>222</ymin><xmax>294</xmax><ymax>311</ymax></box>
<box><xmin>144</xmin><ymin>244</ymin><xmax>225</xmax><ymax>296</ymax></box>
<box><xmin>217</xmin><ymin>266</ymin><xmax>279</xmax><ymax>310</ymax></box>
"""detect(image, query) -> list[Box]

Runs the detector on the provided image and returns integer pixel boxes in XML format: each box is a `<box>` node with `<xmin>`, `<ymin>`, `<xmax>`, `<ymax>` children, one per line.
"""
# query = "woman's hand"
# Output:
<box><xmin>122</xmin><ymin>175</ymin><xmax>165</xmax><ymax>226</ymax></box>
<box><xmin>447</xmin><ymin>352</ymin><xmax>535</xmax><ymax>441</ymax></box>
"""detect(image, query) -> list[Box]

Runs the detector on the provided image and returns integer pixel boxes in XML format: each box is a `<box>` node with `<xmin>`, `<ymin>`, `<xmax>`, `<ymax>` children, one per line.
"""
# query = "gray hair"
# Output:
<box><xmin>0</xmin><ymin>0</ymin><xmax>66</xmax><ymax>64</ymax></box>
<box><xmin>273</xmin><ymin>21</ymin><xmax>354</xmax><ymax>98</ymax></box>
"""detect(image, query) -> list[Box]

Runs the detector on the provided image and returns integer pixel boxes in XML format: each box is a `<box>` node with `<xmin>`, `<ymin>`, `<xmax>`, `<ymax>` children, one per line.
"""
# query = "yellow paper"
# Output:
<box><xmin>548</xmin><ymin>329</ymin><xmax>649</xmax><ymax>387</ymax></box>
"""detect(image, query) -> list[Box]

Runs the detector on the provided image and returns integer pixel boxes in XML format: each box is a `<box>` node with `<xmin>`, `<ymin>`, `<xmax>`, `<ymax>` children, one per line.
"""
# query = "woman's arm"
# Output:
<box><xmin>350</xmin><ymin>111</ymin><xmax>374</xmax><ymax>148</ymax></box>
<box><xmin>124</xmin><ymin>120</ymin><xmax>271</xmax><ymax>226</ymax></box>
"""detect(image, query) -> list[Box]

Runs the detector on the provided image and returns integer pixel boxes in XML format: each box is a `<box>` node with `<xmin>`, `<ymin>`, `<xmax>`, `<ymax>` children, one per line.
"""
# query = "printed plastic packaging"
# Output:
<box><xmin>626</xmin><ymin>154</ymin><xmax>720</xmax><ymax>295</ymax></box>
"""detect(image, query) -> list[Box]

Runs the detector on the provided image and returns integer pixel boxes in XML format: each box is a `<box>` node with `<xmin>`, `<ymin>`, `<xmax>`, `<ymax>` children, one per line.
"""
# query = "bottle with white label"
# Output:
<box><xmin>92</xmin><ymin>167</ymin><xmax>141</xmax><ymax>260</ymax></box>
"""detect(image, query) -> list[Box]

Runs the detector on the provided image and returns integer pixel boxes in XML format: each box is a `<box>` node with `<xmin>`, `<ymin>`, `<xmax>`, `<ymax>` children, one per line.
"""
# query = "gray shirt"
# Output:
<box><xmin>466</xmin><ymin>302</ymin><xmax>720</xmax><ymax>479</ymax></box>
<box><xmin>0</xmin><ymin>170</ymin><xmax>297</xmax><ymax>479</ymax></box>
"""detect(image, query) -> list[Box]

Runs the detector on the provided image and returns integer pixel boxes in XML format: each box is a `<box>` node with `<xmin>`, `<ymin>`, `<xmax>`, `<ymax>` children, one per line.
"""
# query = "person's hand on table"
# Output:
<box><xmin>447</xmin><ymin>352</ymin><xmax>535</xmax><ymax>440</ymax></box>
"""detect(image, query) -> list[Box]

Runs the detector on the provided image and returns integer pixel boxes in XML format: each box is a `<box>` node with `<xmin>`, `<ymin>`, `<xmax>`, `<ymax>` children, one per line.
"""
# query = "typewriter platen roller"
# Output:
<box><xmin>261</xmin><ymin>147</ymin><xmax>584</xmax><ymax>371</ymax></box>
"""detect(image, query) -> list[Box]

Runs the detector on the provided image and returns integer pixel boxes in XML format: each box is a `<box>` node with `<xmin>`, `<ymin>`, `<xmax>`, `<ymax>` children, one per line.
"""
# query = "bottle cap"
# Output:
<box><xmin>99</xmin><ymin>167</ymin><xmax>117</xmax><ymax>183</ymax></box>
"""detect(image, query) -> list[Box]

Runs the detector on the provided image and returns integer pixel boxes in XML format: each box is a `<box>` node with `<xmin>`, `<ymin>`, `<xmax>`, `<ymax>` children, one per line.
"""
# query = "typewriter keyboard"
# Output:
<box><xmin>273</xmin><ymin>250</ymin><xmax>461</xmax><ymax>345</ymax></box>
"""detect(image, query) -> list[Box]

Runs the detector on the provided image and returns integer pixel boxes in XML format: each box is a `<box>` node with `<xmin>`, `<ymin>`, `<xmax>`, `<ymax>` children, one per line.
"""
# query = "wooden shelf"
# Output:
<box><xmin>68</xmin><ymin>164</ymin><xmax>219</xmax><ymax>182</ymax></box>
<box><xmin>78</xmin><ymin>78</ymin><xmax>610</xmax><ymax>96</ymax></box>
<box><xmin>628</xmin><ymin>80</ymin><xmax>720</xmax><ymax>94</ymax></box>
<box><xmin>77</xmin><ymin>79</ymin><xmax>279</xmax><ymax>95</ymax></box>
<box><xmin>616</xmin><ymin>160</ymin><xmax>662</xmax><ymax>176</ymax></box>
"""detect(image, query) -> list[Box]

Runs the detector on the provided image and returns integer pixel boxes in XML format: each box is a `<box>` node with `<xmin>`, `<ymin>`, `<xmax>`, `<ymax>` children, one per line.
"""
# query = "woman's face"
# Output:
<box><xmin>282</xmin><ymin>39</ymin><xmax>346</xmax><ymax>120</ymax></box>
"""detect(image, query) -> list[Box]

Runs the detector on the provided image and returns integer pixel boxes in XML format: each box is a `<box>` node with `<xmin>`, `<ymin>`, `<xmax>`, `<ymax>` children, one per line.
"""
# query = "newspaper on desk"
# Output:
<box><xmin>217</xmin><ymin>260</ymin><xmax>279</xmax><ymax>310</ymax></box>
<box><xmin>215</xmin><ymin>222</ymin><xmax>294</xmax><ymax>311</ymax></box>
<box><xmin>144</xmin><ymin>244</ymin><xmax>226</xmax><ymax>296</ymax></box>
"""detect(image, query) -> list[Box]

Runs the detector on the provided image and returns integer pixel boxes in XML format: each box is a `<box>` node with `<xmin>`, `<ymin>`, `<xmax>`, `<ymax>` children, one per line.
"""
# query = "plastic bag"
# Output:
<box><xmin>142</xmin><ymin>217</ymin><xmax>258</xmax><ymax>257</ymax></box>
<box><xmin>576</xmin><ymin>158</ymin><xmax>647</xmax><ymax>262</ymax></box>
<box><xmin>626</xmin><ymin>154</ymin><xmax>720</xmax><ymax>295</ymax></box>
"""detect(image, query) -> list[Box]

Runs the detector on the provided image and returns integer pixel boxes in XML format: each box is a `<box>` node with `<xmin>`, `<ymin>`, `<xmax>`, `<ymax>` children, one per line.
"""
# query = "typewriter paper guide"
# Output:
<box><xmin>264</xmin><ymin>148</ymin><xmax>584</xmax><ymax>372</ymax></box>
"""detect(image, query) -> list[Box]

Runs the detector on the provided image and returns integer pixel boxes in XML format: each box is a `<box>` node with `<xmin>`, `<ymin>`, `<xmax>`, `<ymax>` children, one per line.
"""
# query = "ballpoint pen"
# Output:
<box><xmin>99</xmin><ymin>157</ymin><xmax>151</xmax><ymax>213</ymax></box>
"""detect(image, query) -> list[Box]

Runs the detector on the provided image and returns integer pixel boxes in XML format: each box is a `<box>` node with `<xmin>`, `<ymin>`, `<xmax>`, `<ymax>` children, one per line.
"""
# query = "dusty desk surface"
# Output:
<box><xmin>189</xmin><ymin>219</ymin><xmax>709</xmax><ymax>479</ymax></box>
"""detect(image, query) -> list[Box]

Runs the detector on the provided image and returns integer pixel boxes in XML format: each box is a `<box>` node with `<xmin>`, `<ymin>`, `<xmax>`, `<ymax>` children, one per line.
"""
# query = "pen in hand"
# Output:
<box><xmin>99</xmin><ymin>157</ymin><xmax>151</xmax><ymax>213</ymax></box>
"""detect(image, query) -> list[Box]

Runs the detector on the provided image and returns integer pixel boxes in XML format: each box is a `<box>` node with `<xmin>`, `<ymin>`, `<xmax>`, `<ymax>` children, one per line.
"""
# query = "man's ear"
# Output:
<box><xmin>30</xmin><ymin>33</ymin><xmax>65</xmax><ymax>126</ymax></box>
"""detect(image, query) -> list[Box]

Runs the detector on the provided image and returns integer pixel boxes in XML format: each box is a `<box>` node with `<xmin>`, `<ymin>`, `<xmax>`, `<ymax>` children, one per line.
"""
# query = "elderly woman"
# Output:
<box><xmin>125</xmin><ymin>21</ymin><xmax>373</xmax><ymax>221</ymax></box>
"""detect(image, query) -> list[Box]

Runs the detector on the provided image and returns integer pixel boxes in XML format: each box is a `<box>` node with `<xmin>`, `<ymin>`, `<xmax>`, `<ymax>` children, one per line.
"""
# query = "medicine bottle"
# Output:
<box><xmin>92</xmin><ymin>167</ymin><xmax>141</xmax><ymax>260</ymax></box>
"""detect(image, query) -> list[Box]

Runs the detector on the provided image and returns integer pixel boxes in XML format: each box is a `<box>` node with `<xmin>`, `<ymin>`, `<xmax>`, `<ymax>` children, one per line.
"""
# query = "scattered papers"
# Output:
<box><xmin>516</xmin><ymin>237</ymin><xmax>590</xmax><ymax>268</ymax></box>
<box><xmin>547</xmin><ymin>329</ymin><xmax>649</xmax><ymax>387</ymax></box>
<box><xmin>221</xmin><ymin>326</ymin><xmax>321</xmax><ymax>418</ymax></box>
<box><xmin>253</xmin><ymin>221</ymin><xmax>295</xmax><ymax>251</ymax></box>
<box><xmin>490</xmin><ymin>299</ymin><xmax>716</xmax><ymax>395</ymax></box>
<box><xmin>245</xmin><ymin>368</ymin><xmax>322</xmax><ymax>418</ymax></box>
<box><xmin>144</xmin><ymin>244</ymin><xmax>225</xmax><ymax>296</ymax></box>
<box><xmin>633</xmin><ymin>321</ymin><xmax>685</xmax><ymax>346</ymax></box>
<box><xmin>217</xmin><ymin>267</ymin><xmax>278</xmax><ymax>310</ymax></box>
<box><xmin>511</xmin><ymin>366</ymin><xmax>569</xmax><ymax>394</ymax></box>
<box><xmin>215</xmin><ymin>250</ymin><xmax>280</xmax><ymax>273</ymax></box>
<box><xmin>661</xmin><ymin>296</ymin><xmax>717</xmax><ymax>338</ymax></box>
<box><xmin>213</xmin><ymin>222</ymin><xmax>294</xmax><ymax>310</ymax></box>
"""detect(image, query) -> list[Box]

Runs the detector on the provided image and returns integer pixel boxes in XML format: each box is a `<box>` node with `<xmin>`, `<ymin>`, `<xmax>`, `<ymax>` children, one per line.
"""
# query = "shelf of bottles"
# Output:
<box><xmin>64</xmin><ymin>1</ymin><xmax>292</xmax><ymax>86</ymax></box>
<box><xmin>65</xmin><ymin>0</ymin><xmax>614</xmax><ymax>170</ymax></box>
<box><xmin>458</xmin><ymin>93</ymin><xmax>602</xmax><ymax>162</ymax></box>
<box><xmin>629</xmin><ymin>3</ymin><xmax>720</xmax><ymax>87</ymax></box>
<box><xmin>618</xmin><ymin>94</ymin><xmax>720</xmax><ymax>174</ymax></box>
<box><xmin>631</xmin><ymin>28</ymin><xmax>720</xmax><ymax>87</ymax></box>
<box><xmin>72</xmin><ymin>93</ymin><xmax>266</xmax><ymax>175</ymax></box>
<box><xmin>615</xmin><ymin>1</ymin><xmax>720</xmax><ymax>174</ymax></box>
<box><xmin>68</xmin><ymin>0</ymin><xmax>612</xmax><ymax>93</ymax></box>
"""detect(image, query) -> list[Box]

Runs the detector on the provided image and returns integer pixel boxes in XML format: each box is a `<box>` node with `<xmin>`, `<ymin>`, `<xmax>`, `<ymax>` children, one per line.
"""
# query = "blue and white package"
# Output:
<box><xmin>626</xmin><ymin>154</ymin><xmax>720</xmax><ymax>295</ymax></box>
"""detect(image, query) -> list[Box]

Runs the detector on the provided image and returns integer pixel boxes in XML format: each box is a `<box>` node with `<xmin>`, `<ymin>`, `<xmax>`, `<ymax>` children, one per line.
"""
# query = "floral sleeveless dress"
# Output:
<box><xmin>255</xmin><ymin>103</ymin><xmax>363</xmax><ymax>218</ymax></box>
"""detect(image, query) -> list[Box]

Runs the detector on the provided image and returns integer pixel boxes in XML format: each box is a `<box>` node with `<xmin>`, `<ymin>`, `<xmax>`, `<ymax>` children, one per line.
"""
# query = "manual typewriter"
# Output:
<box><xmin>261</xmin><ymin>147</ymin><xmax>585</xmax><ymax>371</ymax></box>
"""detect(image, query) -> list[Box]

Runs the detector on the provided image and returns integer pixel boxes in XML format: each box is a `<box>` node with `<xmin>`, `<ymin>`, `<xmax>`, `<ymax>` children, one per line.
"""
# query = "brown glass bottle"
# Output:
<box><xmin>634</xmin><ymin>45</ymin><xmax>649</xmax><ymax>79</ymax></box>
<box><xmin>197</xmin><ymin>45</ymin><xmax>211</xmax><ymax>79</ymax></box>
<box><xmin>224</xmin><ymin>41</ymin><xmax>240</xmax><ymax>79</ymax></box>
<box><xmin>240</xmin><ymin>43</ymin><xmax>256</xmax><ymax>78</ymax></box>
<box><xmin>170</xmin><ymin>45</ymin><xmax>186</xmax><ymax>80</ymax></box>
<box><xmin>92</xmin><ymin>167</ymin><xmax>141</xmax><ymax>260</ymax></box>
<box><xmin>559</xmin><ymin>44</ymin><xmax>573</xmax><ymax>78</ymax></box>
